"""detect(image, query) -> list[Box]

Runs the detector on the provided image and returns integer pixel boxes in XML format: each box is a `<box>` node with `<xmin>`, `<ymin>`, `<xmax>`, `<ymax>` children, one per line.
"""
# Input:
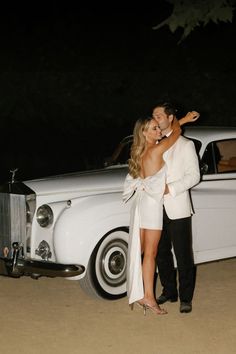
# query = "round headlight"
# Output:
<box><xmin>36</xmin><ymin>205</ymin><xmax>53</xmax><ymax>228</ymax></box>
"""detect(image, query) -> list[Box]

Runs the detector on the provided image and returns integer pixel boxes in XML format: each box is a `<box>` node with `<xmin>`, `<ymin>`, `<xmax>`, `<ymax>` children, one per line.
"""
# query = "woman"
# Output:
<box><xmin>123</xmin><ymin>112</ymin><xmax>199</xmax><ymax>315</ymax></box>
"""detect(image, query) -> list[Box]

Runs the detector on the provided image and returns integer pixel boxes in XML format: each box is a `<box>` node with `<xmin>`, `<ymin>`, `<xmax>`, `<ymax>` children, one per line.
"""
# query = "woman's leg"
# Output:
<box><xmin>141</xmin><ymin>228</ymin><xmax>162</xmax><ymax>305</ymax></box>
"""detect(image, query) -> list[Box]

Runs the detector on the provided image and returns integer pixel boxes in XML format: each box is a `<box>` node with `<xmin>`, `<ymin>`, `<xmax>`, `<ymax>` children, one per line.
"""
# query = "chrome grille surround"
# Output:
<box><xmin>0</xmin><ymin>183</ymin><xmax>36</xmax><ymax>258</ymax></box>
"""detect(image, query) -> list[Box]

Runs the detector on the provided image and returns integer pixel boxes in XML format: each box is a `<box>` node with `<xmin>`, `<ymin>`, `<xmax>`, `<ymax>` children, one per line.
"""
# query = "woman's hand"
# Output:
<box><xmin>180</xmin><ymin>111</ymin><xmax>200</xmax><ymax>125</ymax></box>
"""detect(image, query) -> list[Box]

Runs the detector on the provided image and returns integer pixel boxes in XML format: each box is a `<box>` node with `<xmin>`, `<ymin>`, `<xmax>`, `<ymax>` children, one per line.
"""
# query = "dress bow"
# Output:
<box><xmin>123</xmin><ymin>171</ymin><xmax>165</xmax><ymax>203</ymax></box>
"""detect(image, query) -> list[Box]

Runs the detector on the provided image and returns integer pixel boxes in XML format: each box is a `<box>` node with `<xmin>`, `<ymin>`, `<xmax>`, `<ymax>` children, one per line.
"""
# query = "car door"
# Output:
<box><xmin>191</xmin><ymin>138</ymin><xmax>236</xmax><ymax>264</ymax></box>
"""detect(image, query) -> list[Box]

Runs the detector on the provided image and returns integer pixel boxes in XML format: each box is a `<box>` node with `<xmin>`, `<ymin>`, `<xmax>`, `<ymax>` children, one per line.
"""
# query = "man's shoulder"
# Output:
<box><xmin>178</xmin><ymin>135</ymin><xmax>194</xmax><ymax>145</ymax></box>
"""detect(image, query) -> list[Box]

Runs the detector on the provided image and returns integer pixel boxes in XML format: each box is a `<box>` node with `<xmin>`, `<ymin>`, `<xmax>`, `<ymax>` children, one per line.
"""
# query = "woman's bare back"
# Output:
<box><xmin>140</xmin><ymin>145</ymin><xmax>165</xmax><ymax>179</ymax></box>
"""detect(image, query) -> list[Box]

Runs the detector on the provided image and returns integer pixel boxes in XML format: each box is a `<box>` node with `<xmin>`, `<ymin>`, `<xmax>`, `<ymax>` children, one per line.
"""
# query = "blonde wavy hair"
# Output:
<box><xmin>128</xmin><ymin>117</ymin><xmax>151</xmax><ymax>178</ymax></box>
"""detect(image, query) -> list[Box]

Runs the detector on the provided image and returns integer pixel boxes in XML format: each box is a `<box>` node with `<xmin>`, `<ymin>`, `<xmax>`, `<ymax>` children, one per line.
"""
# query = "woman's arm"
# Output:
<box><xmin>157</xmin><ymin>117</ymin><xmax>181</xmax><ymax>154</ymax></box>
<box><xmin>155</xmin><ymin>111</ymin><xmax>200</xmax><ymax>154</ymax></box>
<box><xmin>179</xmin><ymin>111</ymin><xmax>200</xmax><ymax>126</ymax></box>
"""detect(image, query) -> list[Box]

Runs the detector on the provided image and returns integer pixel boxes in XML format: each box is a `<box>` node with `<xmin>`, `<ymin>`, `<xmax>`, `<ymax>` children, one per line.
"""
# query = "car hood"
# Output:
<box><xmin>24</xmin><ymin>166</ymin><xmax>128</xmax><ymax>198</ymax></box>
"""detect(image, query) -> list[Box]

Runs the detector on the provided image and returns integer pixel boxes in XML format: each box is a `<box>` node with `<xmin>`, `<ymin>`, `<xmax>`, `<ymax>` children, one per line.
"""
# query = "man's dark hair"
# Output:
<box><xmin>154</xmin><ymin>101</ymin><xmax>178</xmax><ymax>116</ymax></box>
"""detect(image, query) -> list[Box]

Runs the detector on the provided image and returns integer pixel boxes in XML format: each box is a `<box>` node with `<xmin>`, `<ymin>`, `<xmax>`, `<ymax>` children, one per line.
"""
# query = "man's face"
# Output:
<box><xmin>152</xmin><ymin>107</ymin><xmax>173</xmax><ymax>131</ymax></box>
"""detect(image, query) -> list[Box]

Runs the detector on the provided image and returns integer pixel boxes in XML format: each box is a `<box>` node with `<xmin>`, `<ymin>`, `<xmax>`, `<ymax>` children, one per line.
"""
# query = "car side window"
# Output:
<box><xmin>216</xmin><ymin>139</ymin><xmax>236</xmax><ymax>173</ymax></box>
<box><xmin>202</xmin><ymin>139</ymin><xmax>236</xmax><ymax>174</ymax></box>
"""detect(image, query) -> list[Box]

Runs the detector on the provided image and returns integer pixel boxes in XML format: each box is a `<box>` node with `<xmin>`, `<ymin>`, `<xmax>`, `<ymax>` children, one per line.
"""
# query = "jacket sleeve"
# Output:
<box><xmin>168</xmin><ymin>140</ymin><xmax>200</xmax><ymax>197</ymax></box>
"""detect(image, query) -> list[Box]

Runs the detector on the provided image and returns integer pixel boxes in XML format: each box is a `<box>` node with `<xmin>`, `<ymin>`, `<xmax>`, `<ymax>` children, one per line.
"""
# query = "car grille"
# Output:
<box><xmin>0</xmin><ymin>183</ymin><xmax>36</xmax><ymax>258</ymax></box>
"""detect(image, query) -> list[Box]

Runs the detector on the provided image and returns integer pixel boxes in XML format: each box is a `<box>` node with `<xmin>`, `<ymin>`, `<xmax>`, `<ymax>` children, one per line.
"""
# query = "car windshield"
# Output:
<box><xmin>105</xmin><ymin>136</ymin><xmax>133</xmax><ymax>166</ymax></box>
<box><xmin>106</xmin><ymin>135</ymin><xmax>202</xmax><ymax>167</ymax></box>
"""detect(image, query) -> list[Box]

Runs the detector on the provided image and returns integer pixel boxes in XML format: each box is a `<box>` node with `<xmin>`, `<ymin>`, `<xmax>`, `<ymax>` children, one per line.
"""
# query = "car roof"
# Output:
<box><xmin>184</xmin><ymin>126</ymin><xmax>236</xmax><ymax>142</ymax></box>
<box><xmin>120</xmin><ymin>126</ymin><xmax>236</xmax><ymax>144</ymax></box>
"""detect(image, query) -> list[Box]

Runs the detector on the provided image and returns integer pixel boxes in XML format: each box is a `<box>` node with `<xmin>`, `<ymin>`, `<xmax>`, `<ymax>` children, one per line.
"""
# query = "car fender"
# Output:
<box><xmin>53</xmin><ymin>192</ymin><xmax>130</xmax><ymax>271</ymax></box>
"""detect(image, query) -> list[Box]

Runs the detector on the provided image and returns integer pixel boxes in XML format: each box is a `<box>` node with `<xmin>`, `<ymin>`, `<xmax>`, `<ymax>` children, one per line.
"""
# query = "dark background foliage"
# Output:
<box><xmin>1</xmin><ymin>2</ymin><xmax>236</xmax><ymax>183</ymax></box>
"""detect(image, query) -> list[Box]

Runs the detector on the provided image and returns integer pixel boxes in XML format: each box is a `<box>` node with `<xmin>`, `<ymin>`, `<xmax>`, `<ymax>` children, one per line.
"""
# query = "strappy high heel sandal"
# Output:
<box><xmin>130</xmin><ymin>300</ymin><xmax>145</xmax><ymax>311</ymax></box>
<box><xmin>143</xmin><ymin>303</ymin><xmax>167</xmax><ymax>315</ymax></box>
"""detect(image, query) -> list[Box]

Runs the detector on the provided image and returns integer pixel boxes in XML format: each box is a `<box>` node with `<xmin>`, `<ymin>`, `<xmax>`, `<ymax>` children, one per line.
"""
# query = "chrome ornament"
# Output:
<box><xmin>9</xmin><ymin>168</ymin><xmax>18</xmax><ymax>183</ymax></box>
<box><xmin>35</xmin><ymin>240</ymin><xmax>52</xmax><ymax>260</ymax></box>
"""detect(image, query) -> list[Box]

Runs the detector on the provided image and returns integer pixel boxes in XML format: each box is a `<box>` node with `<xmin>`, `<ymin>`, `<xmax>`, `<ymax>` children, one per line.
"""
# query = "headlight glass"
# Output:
<box><xmin>36</xmin><ymin>205</ymin><xmax>53</xmax><ymax>228</ymax></box>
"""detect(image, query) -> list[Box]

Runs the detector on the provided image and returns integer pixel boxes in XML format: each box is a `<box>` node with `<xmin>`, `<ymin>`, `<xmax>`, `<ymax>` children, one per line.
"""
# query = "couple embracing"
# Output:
<box><xmin>123</xmin><ymin>101</ymin><xmax>200</xmax><ymax>315</ymax></box>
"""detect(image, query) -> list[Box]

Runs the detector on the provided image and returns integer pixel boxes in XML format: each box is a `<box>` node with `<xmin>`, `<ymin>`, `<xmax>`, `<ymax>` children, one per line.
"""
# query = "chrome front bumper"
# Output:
<box><xmin>0</xmin><ymin>243</ymin><xmax>85</xmax><ymax>278</ymax></box>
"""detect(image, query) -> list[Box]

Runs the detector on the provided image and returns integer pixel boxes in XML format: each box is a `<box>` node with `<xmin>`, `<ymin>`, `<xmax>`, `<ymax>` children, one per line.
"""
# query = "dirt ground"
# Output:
<box><xmin>0</xmin><ymin>258</ymin><xmax>235</xmax><ymax>354</ymax></box>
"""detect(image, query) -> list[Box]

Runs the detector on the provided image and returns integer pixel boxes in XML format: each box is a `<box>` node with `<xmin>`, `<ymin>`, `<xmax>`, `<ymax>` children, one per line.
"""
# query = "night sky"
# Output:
<box><xmin>1</xmin><ymin>2</ymin><xmax>236</xmax><ymax>183</ymax></box>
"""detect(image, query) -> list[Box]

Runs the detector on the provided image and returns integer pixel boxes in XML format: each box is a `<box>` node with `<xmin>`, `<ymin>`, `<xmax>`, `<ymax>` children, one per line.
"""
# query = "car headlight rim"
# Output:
<box><xmin>36</xmin><ymin>204</ymin><xmax>53</xmax><ymax>228</ymax></box>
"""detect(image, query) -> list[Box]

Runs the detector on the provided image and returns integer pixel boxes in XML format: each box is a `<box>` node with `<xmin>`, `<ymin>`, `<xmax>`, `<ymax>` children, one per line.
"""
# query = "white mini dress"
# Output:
<box><xmin>123</xmin><ymin>165</ymin><xmax>166</xmax><ymax>305</ymax></box>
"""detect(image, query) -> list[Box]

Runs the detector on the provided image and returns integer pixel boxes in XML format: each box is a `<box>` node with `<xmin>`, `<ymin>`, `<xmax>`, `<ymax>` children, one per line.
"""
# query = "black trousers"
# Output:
<box><xmin>156</xmin><ymin>207</ymin><xmax>196</xmax><ymax>303</ymax></box>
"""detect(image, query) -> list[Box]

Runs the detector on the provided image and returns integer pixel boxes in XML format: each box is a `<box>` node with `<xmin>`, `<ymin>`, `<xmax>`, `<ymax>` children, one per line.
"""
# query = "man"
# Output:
<box><xmin>152</xmin><ymin>102</ymin><xmax>200</xmax><ymax>313</ymax></box>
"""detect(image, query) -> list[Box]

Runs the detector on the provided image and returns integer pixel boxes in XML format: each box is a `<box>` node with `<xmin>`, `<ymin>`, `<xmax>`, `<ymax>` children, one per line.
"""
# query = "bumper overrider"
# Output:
<box><xmin>0</xmin><ymin>242</ymin><xmax>85</xmax><ymax>278</ymax></box>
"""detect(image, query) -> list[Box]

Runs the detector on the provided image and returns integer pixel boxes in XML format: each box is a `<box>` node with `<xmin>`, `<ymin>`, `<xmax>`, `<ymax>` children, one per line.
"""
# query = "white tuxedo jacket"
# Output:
<box><xmin>163</xmin><ymin>135</ymin><xmax>200</xmax><ymax>220</ymax></box>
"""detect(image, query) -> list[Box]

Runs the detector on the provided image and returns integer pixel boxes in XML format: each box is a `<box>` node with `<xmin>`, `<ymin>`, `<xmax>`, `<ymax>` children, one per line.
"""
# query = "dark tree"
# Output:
<box><xmin>153</xmin><ymin>0</ymin><xmax>236</xmax><ymax>41</ymax></box>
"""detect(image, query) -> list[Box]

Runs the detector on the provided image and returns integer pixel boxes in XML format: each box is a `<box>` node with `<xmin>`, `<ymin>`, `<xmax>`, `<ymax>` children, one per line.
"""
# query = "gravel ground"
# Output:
<box><xmin>0</xmin><ymin>258</ymin><xmax>235</xmax><ymax>354</ymax></box>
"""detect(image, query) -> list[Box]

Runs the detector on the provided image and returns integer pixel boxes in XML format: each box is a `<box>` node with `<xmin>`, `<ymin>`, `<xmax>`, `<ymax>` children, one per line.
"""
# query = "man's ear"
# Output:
<box><xmin>169</xmin><ymin>114</ymin><xmax>174</xmax><ymax>123</ymax></box>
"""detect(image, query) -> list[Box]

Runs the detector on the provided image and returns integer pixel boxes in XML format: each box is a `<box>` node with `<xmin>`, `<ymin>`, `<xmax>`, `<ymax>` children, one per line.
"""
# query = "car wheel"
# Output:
<box><xmin>79</xmin><ymin>228</ymin><xmax>129</xmax><ymax>300</ymax></box>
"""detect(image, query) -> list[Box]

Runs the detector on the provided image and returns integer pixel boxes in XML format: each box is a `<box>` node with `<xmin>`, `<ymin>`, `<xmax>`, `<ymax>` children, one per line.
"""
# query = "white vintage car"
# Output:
<box><xmin>0</xmin><ymin>126</ymin><xmax>236</xmax><ymax>300</ymax></box>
